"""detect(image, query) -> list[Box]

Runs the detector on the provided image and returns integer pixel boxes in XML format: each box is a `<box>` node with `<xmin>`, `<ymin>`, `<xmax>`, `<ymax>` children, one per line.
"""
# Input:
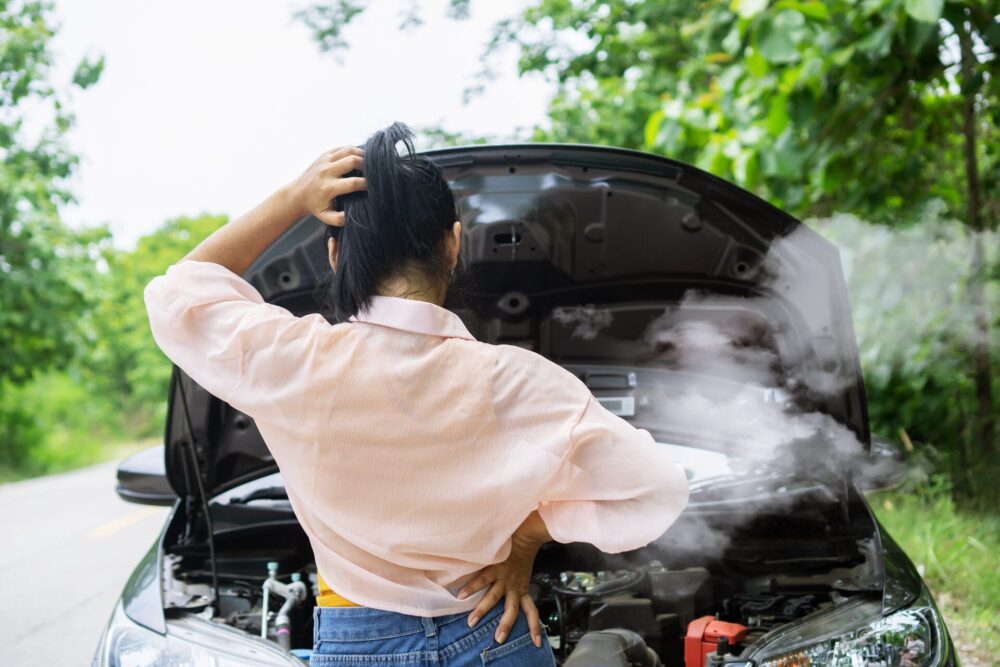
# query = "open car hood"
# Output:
<box><xmin>164</xmin><ymin>144</ymin><xmax>869</xmax><ymax>499</ymax></box>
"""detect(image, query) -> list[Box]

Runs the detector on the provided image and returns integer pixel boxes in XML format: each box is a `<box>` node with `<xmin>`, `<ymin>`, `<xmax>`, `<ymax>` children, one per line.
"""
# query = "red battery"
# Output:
<box><xmin>684</xmin><ymin>616</ymin><xmax>748</xmax><ymax>667</ymax></box>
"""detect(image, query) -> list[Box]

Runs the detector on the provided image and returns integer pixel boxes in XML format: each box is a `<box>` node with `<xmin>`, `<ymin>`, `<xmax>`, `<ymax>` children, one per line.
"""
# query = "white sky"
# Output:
<box><xmin>49</xmin><ymin>0</ymin><xmax>553</xmax><ymax>248</ymax></box>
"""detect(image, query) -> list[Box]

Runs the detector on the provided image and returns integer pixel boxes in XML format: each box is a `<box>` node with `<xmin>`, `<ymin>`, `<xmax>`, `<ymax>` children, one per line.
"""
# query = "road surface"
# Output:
<box><xmin>0</xmin><ymin>461</ymin><xmax>169</xmax><ymax>666</ymax></box>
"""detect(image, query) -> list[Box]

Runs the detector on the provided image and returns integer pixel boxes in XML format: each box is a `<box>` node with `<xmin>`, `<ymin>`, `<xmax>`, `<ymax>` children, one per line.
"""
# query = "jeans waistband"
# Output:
<box><xmin>314</xmin><ymin>605</ymin><xmax>485</xmax><ymax>642</ymax></box>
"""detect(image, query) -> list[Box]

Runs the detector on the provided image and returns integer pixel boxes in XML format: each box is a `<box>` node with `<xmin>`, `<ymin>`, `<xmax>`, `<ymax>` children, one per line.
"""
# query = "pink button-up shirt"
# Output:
<box><xmin>144</xmin><ymin>260</ymin><xmax>689</xmax><ymax>616</ymax></box>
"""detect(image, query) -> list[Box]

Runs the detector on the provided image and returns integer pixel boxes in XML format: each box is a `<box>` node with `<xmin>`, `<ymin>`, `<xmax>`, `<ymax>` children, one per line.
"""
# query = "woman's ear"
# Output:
<box><xmin>327</xmin><ymin>236</ymin><xmax>338</xmax><ymax>272</ymax></box>
<box><xmin>446</xmin><ymin>221</ymin><xmax>462</xmax><ymax>270</ymax></box>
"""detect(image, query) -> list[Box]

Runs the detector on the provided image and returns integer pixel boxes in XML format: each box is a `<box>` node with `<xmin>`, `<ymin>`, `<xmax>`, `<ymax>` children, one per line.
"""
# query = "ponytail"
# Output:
<box><xmin>324</xmin><ymin>122</ymin><xmax>457</xmax><ymax>322</ymax></box>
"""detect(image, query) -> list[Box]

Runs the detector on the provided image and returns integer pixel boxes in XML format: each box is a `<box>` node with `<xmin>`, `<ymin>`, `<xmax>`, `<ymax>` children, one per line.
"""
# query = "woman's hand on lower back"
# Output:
<box><xmin>456</xmin><ymin>511</ymin><xmax>551</xmax><ymax>647</ymax></box>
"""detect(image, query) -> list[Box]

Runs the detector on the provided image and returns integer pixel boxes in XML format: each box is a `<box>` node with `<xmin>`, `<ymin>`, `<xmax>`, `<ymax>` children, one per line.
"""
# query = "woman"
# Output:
<box><xmin>144</xmin><ymin>122</ymin><xmax>689</xmax><ymax>666</ymax></box>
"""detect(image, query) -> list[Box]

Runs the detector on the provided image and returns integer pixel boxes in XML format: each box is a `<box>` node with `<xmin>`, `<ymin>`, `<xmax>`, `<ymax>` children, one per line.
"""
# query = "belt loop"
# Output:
<box><xmin>313</xmin><ymin>607</ymin><xmax>321</xmax><ymax>645</ymax></box>
<box><xmin>421</xmin><ymin>616</ymin><xmax>437</xmax><ymax>638</ymax></box>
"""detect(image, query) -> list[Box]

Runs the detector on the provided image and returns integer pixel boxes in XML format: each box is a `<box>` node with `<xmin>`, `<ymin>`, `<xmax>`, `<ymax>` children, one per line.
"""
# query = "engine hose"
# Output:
<box><xmin>554</xmin><ymin>593</ymin><xmax>567</xmax><ymax>659</ymax></box>
<box><xmin>275</xmin><ymin>621</ymin><xmax>292</xmax><ymax>650</ymax></box>
<box><xmin>275</xmin><ymin>592</ymin><xmax>302</xmax><ymax>649</ymax></box>
<box><xmin>551</xmin><ymin>569</ymin><xmax>646</xmax><ymax>599</ymax></box>
<box><xmin>261</xmin><ymin>566</ymin><xmax>308</xmax><ymax>649</ymax></box>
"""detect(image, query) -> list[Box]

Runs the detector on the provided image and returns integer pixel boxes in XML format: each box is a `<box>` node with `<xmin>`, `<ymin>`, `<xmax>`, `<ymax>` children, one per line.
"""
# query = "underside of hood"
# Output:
<box><xmin>164</xmin><ymin>144</ymin><xmax>869</xmax><ymax>499</ymax></box>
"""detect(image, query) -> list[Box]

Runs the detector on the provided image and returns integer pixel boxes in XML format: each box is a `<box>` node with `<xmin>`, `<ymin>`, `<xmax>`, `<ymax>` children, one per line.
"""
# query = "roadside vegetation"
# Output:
<box><xmin>870</xmin><ymin>480</ymin><xmax>1000</xmax><ymax>662</ymax></box>
<box><xmin>0</xmin><ymin>212</ymin><xmax>224</xmax><ymax>480</ymax></box>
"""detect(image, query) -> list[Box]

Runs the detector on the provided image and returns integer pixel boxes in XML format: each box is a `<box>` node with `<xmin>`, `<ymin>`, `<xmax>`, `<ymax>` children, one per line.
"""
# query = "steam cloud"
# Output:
<box><xmin>555</xmin><ymin>225</ymin><xmax>908</xmax><ymax>558</ymax></box>
<box><xmin>552</xmin><ymin>304</ymin><xmax>615</xmax><ymax>341</ymax></box>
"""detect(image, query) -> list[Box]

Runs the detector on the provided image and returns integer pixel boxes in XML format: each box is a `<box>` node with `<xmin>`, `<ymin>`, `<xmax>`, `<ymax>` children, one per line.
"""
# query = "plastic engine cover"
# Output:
<box><xmin>684</xmin><ymin>616</ymin><xmax>747</xmax><ymax>667</ymax></box>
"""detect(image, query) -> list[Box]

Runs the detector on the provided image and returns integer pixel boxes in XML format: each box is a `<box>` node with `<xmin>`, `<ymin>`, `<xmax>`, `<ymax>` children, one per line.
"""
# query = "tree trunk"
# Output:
<box><xmin>958</xmin><ymin>17</ymin><xmax>996</xmax><ymax>457</ymax></box>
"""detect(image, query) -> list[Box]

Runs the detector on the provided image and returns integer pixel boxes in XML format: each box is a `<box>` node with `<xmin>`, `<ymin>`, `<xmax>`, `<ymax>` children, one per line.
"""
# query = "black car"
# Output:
<box><xmin>94</xmin><ymin>144</ymin><xmax>957</xmax><ymax>667</ymax></box>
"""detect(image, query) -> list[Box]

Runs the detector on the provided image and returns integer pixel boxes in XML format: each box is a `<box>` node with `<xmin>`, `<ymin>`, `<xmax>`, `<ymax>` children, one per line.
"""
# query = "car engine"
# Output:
<box><xmin>161</xmin><ymin>488</ymin><xmax>882</xmax><ymax>667</ymax></box>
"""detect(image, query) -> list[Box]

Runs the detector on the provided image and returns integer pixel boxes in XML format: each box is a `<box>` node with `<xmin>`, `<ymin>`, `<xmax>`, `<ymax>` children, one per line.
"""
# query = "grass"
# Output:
<box><xmin>0</xmin><ymin>371</ymin><xmax>161</xmax><ymax>484</ymax></box>
<box><xmin>868</xmin><ymin>481</ymin><xmax>1000</xmax><ymax>664</ymax></box>
<box><xmin>0</xmin><ymin>438</ymin><xmax>157</xmax><ymax>484</ymax></box>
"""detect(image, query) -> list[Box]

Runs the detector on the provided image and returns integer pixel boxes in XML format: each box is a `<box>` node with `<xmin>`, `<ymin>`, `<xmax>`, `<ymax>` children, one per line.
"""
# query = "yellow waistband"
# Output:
<box><xmin>316</xmin><ymin>572</ymin><xmax>361</xmax><ymax>607</ymax></box>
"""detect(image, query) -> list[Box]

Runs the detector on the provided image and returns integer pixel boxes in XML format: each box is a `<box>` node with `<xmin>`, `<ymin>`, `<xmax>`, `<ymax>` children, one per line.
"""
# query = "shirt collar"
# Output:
<box><xmin>347</xmin><ymin>295</ymin><xmax>476</xmax><ymax>341</ymax></box>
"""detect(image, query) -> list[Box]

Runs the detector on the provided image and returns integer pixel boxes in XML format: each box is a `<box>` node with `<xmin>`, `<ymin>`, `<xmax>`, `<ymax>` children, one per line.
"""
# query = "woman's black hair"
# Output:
<box><xmin>322</xmin><ymin>122</ymin><xmax>458</xmax><ymax>322</ymax></box>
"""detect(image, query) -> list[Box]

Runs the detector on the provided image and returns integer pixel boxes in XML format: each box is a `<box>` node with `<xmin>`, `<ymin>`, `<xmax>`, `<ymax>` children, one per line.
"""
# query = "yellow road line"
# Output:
<box><xmin>89</xmin><ymin>507</ymin><xmax>161</xmax><ymax>539</ymax></box>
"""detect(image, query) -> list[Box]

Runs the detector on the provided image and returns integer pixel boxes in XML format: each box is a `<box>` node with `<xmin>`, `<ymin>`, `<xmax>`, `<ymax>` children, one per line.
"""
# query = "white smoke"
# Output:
<box><xmin>552</xmin><ymin>304</ymin><xmax>614</xmax><ymax>341</ymax></box>
<box><xmin>812</xmin><ymin>209</ymin><xmax>999</xmax><ymax>376</ymax></box>
<box><xmin>549</xmin><ymin>221</ymin><xmax>942</xmax><ymax>556</ymax></box>
<box><xmin>553</xmin><ymin>211</ymin><xmax>990</xmax><ymax>557</ymax></box>
<box><xmin>633</xmin><ymin>226</ymin><xmax>879</xmax><ymax>555</ymax></box>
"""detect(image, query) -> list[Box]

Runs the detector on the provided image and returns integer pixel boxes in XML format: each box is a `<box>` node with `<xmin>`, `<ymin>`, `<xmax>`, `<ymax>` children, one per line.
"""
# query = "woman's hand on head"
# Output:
<box><xmin>287</xmin><ymin>146</ymin><xmax>367</xmax><ymax>227</ymax></box>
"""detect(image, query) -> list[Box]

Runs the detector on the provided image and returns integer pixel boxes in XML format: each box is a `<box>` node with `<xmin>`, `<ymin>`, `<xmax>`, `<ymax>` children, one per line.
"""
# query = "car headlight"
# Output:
<box><xmin>97</xmin><ymin>603</ymin><xmax>304</xmax><ymax>667</ymax></box>
<box><xmin>749</xmin><ymin>587</ymin><xmax>951</xmax><ymax>667</ymax></box>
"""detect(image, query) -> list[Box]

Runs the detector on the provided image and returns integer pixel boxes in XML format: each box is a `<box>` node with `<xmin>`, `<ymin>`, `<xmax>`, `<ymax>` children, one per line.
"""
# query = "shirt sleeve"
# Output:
<box><xmin>537</xmin><ymin>395</ymin><xmax>690</xmax><ymax>554</ymax></box>
<box><xmin>143</xmin><ymin>260</ymin><xmax>333</xmax><ymax>424</ymax></box>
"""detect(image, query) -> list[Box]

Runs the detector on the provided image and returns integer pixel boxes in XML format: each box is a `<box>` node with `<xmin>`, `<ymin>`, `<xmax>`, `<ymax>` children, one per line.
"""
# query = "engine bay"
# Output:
<box><xmin>160</xmin><ymin>481</ymin><xmax>883</xmax><ymax>666</ymax></box>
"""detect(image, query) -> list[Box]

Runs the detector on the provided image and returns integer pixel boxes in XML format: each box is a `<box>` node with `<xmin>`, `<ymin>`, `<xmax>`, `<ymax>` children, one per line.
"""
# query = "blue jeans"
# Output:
<box><xmin>311</xmin><ymin>598</ymin><xmax>558</xmax><ymax>666</ymax></box>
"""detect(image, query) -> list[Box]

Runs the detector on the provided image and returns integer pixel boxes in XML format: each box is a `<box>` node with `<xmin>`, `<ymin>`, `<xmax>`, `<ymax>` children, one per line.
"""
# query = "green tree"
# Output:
<box><xmin>294</xmin><ymin>0</ymin><xmax>471</xmax><ymax>57</ymax></box>
<box><xmin>818</xmin><ymin>210</ymin><xmax>999</xmax><ymax>499</ymax></box>
<box><xmin>87</xmin><ymin>214</ymin><xmax>228</xmax><ymax>433</ymax></box>
<box><xmin>0</xmin><ymin>0</ymin><xmax>106</xmax><ymax>467</ymax></box>
<box><xmin>0</xmin><ymin>0</ymin><xmax>106</xmax><ymax>384</ymax></box>
<box><xmin>1</xmin><ymin>213</ymin><xmax>227</xmax><ymax>477</ymax></box>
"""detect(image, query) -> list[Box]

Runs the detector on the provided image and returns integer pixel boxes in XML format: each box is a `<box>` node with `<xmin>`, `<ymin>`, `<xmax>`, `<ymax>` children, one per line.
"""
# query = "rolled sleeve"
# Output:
<box><xmin>537</xmin><ymin>395</ymin><xmax>689</xmax><ymax>554</ymax></box>
<box><xmin>143</xmin><ymin>260</ymin><xmax>330</xmax><ymax>423</ymax></box>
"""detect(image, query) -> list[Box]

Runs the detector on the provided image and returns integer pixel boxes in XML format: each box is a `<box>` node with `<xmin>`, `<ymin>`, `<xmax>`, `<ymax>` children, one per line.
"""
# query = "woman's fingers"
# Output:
<box><xmin>325</xmin><ymin>154</ymin><xmax>364</xmax><ymax>177</ymax></box>
<box><xmin>521</xmin><ymin>594</ymin><xmax>543</xmax><ymax>648</ymax></box>
<box><xmin>467</xmin><ymin>580</ymin><xmax>504</xmax><ymax>628</ymax></box>
<box><xmin>325</xmin><ymin>146</ymin><xmax>363</xmax><ymax>162</ymax></box>
<box><xmin>316</xmin><ymin>210</ymin><xmax>345</xmax><ymax>227</ymax></box>
<box><xmin>289</xmin><ymin>146</ymin><xmax>366</xmax><ymax>220</ymax></box>
<box><xmin>326</xmin><ymin>176</ymin><xmax>366</xmax><ymax>198</ymax></box>
<box><xmin>494</xmin><ymin>590</ymin><xmax>520</xmax><ymax>644</ymax></box>
<box><xmin>310</xmin><ymin>157</ymin><xmax>365</xmax><ymax>224</ymax></box>
<box><xmin>457</xmin><ymin>569</ymin><xmax>494</xmax><ymax>600</ymax></box>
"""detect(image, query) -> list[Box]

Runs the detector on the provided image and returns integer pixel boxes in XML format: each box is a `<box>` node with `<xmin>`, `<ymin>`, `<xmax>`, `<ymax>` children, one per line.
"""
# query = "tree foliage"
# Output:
<box><xmin>819</xmin><ymin>211</ymin><xmax>999</xmax><ymax>499</ymax></box>
<box><xmin>292</xmin><ymin>0</ymin><xmax>998</xmax><ymax>226</ymax></box>
<box><xmin>0</xmin><ymin>0</ymin><xmax>110</xmax><ymax>471</ymax></box>
<box><xmin>0</xmin><ymin>0</ymin><xmax>107</xmax><ymax>386</ymax></box>
<box><xmin>491</xmin><ymin>0</ymin><xmax>999</xmax><ymax>223</ymax></box>
<box><xmin>293</xmin><ymin>0</ymin><xmax>472</xmax><ymax>59</ymax></box>
<box><xmin>0</xmin><ymin>213</ymin><xmax>226</xmax><ymax>474</ymax></box>
<box><xmin>87</xmin><ymin>214</ymin><xmax>227</xmax><ymax>429</ymax></box>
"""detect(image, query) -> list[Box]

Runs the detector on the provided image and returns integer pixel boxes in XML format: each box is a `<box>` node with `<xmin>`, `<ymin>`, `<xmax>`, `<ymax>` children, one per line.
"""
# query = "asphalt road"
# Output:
<box><xmin>0</xmin><ymin>461</ymin><xmax>169</xmax><ymax>666</ymax></box>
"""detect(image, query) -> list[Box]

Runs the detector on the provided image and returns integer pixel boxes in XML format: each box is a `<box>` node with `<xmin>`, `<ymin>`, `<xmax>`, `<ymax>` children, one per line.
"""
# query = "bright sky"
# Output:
<box><xmin>50</xmin><ymin>0</ymin><xmax>553</xmax><ymax>248</ymax></box>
